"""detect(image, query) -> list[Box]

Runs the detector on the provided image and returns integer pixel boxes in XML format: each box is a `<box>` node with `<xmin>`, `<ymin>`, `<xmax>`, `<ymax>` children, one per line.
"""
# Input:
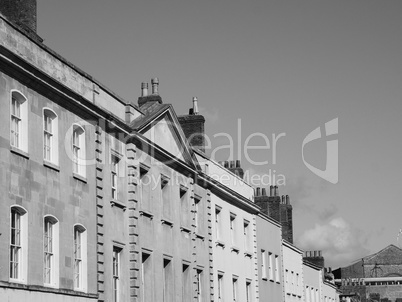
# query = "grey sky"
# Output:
<box><xmin>37</xmin><ymin>0</ymin><xmax>402</xmax><ymax>267</ymax></box>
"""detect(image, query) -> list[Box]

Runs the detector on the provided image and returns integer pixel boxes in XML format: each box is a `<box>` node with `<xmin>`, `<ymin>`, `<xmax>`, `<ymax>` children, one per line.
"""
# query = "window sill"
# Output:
<box><xmin>73</xmin><ymin>173</ymin><xmax>87</xmax><ymax>183</ymax></box>
<box><xmin>43</xmin><ymin>160</ymin><xmax>60</xmax><ymax>172</ymax></box>
<box><xmin>139</xmin><ymin>210</ymin><xmax>154</xmax><ymax>219</ymax></box>
<box><xmin>110</xmin><ymin>199</ymin><xmax>126</xmax><ymax>210</ymax></box>
<box><xmin>0</xmin><ymin>281</ymin><xmax>97</xmax><ymax>298</ymax></box>
<box><xmin>195</xmin><ymin>233</ymin><xmax>205</xmax><ymax>240</ymax></box>
<box><xmin>10</xmin><ymin>146</ymin><xmax>29</xmax><ymax>159</ymax></box>
<box><xmin>244</xmin><ymin>251</ymin><xmax>253</xmax><ymax>258</ymax></box>
<box><xmin>161</xmin><ymin>218</ymin><xmax>174</xmax><ymax>227</ymax></box>
<box><xmin>215</xmin><ymin>240</ymin><xmax>226</xmax><ymax>248</ymax></box>
<box><xmin>180</xmin><ymin>226</ymin><xmax>191</xmax><ymax>233</ymax></box>
<box><xmin>8</xmin><ymin>278</ymin><xmax>26</xmax><ymax>285</ymax></box>
<box><xmin>231</xmin><ymin>246</ymin><xmax>240</xmax><ymax>253</ymax></box>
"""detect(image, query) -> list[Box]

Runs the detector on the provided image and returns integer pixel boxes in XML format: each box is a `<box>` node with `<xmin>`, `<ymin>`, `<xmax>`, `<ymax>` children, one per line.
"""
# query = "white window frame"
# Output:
<box><xmin>113</xmin><ymin>246</ymin><xmax>122</xmax><ymax>302</ymax></box>
<box><xmin>10</xmin><ymin>90</ymin><xmax>28</xmax><ymax>152</ymax></box>
<box><xmin>215</xmin><ymin>207</ymin><xmax>221</xmax><ymax>241</ymax></box>
<box><xmin>74</xmin><ymin>224</ymin><xmax>87</xmax><ymax>292</ymax></box>
<box><xmin>111</xmin><ymin>154</ymin><xmax>120</xmax><ymax>200</ymax></box>
<box><xmin>230</xmin><ymin>213</ymin><xmax>236</xmax><ymax>246</ymax></box>
<box><xmin>261</xmin><ymin>250</ymin><xmax>267</xmax><ymax>280</ymax></box>
<box><xmin>194</xmin><ymin>196</ymin><xmax>201</xmax><ymax>233</ymax></box>
<box><xmin>141</xmin><ymin>251</ymin><xmax>152</xmax><ymax>302</ymax></box>
<box><xmin>217</xmin><ymin>273</ymin><xmax>224</xmax><ymax>302</ymax></box>
<box><xmin>10</xmin><ymin>206</ymin><xmax>28</xmax><ymax>283</ymax></box>
<box><xmin>243</xmin><ymin>220</ymin><xmax>251</xmax><ymax>251</ymax></box>
<box><xmin>43</xmin><ymin>108</ymin><xmax>59</xmax><ymax>164</ymax></box>
<box><xmin>44</xmin><ymin>215</ymin><xmax>59</xmax><ymax>287</ymax></box>
<box><xmin>275</xmin><ymin>254</ymin><xmax>280</xmax><ymax>282</ymax></box>
<box><xmin>163</xmin><ymin>258</ymin><xmax>172</xmax><ymax>302</ymax></box>
<box><xmin>196</xmin><ymin>269</ymin><xmax>203</xmax><ymax>302</ymax></box>
<box><xmin>245</xmin><ymin>280</ymin><xmax>252</xmax><ymax>302</ymax></box>
<box><xmin>268</xmin><ymin>252</ymin><xmax>273</xmax><ymax>280</ymax></box>
<box><xmin>72</xmin><ymin>124</ymin><xmax>86</xmax><ymax>177</ymax></box>
<box><xmin>232</xmin><ymin>276</ymin><xmax>238</xmax><ymax>302</ymax></box>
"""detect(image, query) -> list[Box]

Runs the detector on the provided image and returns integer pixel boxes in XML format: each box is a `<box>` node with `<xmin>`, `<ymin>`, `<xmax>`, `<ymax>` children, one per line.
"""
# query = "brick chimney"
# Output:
<box><xmin>138</xmin><ymin>78</ymin><xmax>163</xmax><ymax>107</ymax></box>
<box><xmin>303</xmin><ymin>251</ymin><xmax>325</xmax><ymax>269</ymax></box>
<box><xmin>178</xmin><ymin>97</ymin><xmax>206</xmax><ymax>153</ymax></box>
<box><xmin>228</xmin><ymin>160</ymin><xmax>244</xmax><ymax>179</ymax></box>
<box><xmin>255</xmin><ymin>185</ymin><xmax>293</xmax><ymax>243</ymax></box>
<box><xmin>0</xmin><ymin>0</ymin><xmax>43</xmax><ymax>43</ymax></box>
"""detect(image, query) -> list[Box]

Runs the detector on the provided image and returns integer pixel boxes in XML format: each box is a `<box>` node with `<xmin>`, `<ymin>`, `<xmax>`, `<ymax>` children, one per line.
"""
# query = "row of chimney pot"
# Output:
<box><xmin>140</xmin><ymin>79</ymin><xmax>201</xmax><ymax>117</ymax></box>
<box><xmin>218</xmin><ymin>160</ymin><xmax>242</xmax><ymax>169</ymax></box>
<box><xmin>255</xmin><ymin>187</ymin><xmax>290</xmax><ymax>203</ymax></box>
<box><xmin>141</xmin><ymin>78</ymin><xmax>159</xmax><ymax>97</ymax></box>
<box><xmin>304</xmin><ymin>250</ymin><xmax>323</xmax><ymax>257</ymax></box>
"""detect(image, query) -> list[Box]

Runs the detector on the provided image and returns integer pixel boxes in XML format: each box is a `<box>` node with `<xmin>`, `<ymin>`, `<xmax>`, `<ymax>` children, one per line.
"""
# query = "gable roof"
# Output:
<box><xmin>130</xmin><ymin>102</ymin><xmax>200</xmax><ymax>170</ymax></box>
<box><xmin>363</xmin><ymin>244</ymin><xmax>402</xmax><ymax>265</ymax></box>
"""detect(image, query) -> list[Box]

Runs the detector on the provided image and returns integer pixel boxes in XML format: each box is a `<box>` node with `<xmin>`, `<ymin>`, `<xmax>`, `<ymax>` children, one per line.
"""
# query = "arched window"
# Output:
<box><xmin>10</xmin><ymin>90</ymin><xmax>28</xmax><ymax>152</ymax></box>
<box><xmin>10</xmin><ymin>205</ymin><xmax>28</xmax><ymax>282</ymax></box>
<box><xmin>44</xmin><ymin>215</ymin><xmax>59</xmax><ymax>287</ymax></box>
<box><xmin>43</xmin><ymin>108</ymin><xmax>59</xmax><ymax>164</ymax></box>
<box><xmin>74</xmin><ymin>224</ymin><xmax>87</xmax><ymax>292</ymax></box>
<box><xmin>72</xmin><ymin>124</ymin><xmax>86</xmax><ymax>177</ymax></box>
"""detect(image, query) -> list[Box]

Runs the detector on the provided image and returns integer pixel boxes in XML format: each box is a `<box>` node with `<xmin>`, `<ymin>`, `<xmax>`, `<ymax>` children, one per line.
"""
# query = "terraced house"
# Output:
<box><xmin>0</xmin><ymin>1</ymin><xmax>340</xmax><ymax>302</ymax></box>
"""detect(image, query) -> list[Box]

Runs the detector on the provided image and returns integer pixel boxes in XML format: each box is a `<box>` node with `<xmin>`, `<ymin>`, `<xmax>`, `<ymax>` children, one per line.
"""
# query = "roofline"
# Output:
<box><xmin>0</xmin><ymin>44</ymin><xmax>133</xmax><ymax>136</ymax></box>
<box><xmin>196</xmin><ymin>173</ymin><xmax>260</xmax><ymax>214</ymax></box>
<box><xmin>257</xmin><ymin>212</ymin><xmax>282</xmax><ymax>228</ymax></box>
<box><xmin>303</xmin><ymin>259</ymin><xmax>322</xmax><ymax>271</ymax></box>
<box><xmin>193</xmin><ymin>148</ymin><xmax>253</xmax><ymax>189</ymax></box>
<box><xmin>282</xmin><ymin>239</ymin><xmax>304</xmax><ymax>254</ymax></box>
<box><xmin>0</xmin><ymin>14</ymin><xmax>141</xmax><ymax>111</ymax></box>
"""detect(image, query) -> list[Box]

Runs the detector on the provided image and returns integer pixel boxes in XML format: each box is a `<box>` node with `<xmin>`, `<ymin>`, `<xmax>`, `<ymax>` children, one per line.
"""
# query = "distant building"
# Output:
<box><xmin>334</xmin><ymin>244</ymin><xmax>402</xmax><ymax>302</ymax></box>
<box><xmin>282</xmin><ymin>240</ymin><xmax>305</xmax><ymax>302</ymax></box>
<box><xmin>256</xmin><ymin>213</ymin><xmax>284</xmax><ymax>301</ymax></box>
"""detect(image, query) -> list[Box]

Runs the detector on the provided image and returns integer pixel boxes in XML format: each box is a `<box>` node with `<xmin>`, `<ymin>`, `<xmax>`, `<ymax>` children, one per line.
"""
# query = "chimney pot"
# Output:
<box><xmin>270</xmin><ymin>185</ymin><xmax>274</xmax><ymax>196</ymax></box>
<box><xmin>151</xmin><ymin>77</ymin><xmax>159</xmax><ymax>95</ymax></box>
<box><xmin>141</xmin><ymin>82</ymin><xmax>148</xmax><ymax>97</ymax></box>
<box><xmin>192</xmin><ymin>97</ymin><xmax>199</xmax><ymax>115</ymax></box>
<box><xmin>281</xmin><ymin>195</ymin><xmax>285</xmax><ymax>203</ymax></box>
<box><xmin>286</xmin><ymin>195</ymin><xmax>290</xmax><ymax>205</ymax></box>
<box><xmin>274</xmin><ymin>185</ymin><xmax>278</xmax><ymax>196</ymax></box>
<box><xmin>256</xmin><ymin>187</ymin><xmax>261</xmax><ymax>196</ymax></box>
<box><xmin>261</xmin><ymin>188</ymin><xmax>267</xmax><ymax>196</ymax></box>
<box><xmin>236</xmin><ymin>160</ymin><xmax>241</xmax><ymax>168</ymax></box>
<box><xmin>224</xmin><ymin>161</ymin><xmax>229</xmax><ymax>168</ymax></box>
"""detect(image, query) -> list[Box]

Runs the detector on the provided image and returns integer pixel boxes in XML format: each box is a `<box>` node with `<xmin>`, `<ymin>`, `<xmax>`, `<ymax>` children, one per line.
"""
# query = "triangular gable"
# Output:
<box><xmin>137</xmin><ymin>106</ymin><xmax>199</xmax><ymax>169</ymax></box>
<box><xmin>364</xmin><ymin>244</ymin><xmax>402</xmax><ymax>265</ymax></box>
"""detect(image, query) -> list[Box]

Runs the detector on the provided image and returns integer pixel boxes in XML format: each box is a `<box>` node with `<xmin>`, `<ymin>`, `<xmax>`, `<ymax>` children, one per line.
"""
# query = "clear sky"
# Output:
<box><xmin>37</xmin><ymin>0</ymin><xmax>402</xmax><ymax>268</ymax></box>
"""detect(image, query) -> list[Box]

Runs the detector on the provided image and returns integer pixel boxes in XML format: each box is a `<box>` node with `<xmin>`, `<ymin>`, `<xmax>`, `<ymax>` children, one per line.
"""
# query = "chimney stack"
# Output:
<box><xmin>138</xmin><ymin>79</ymin><xmax>163</xmax><ymax>107</ymax></box>
<box><xmin>227</xmin><ymin>160</ymin><xmax>244</xmax><ymax>179</ymax></box>
<box><xmin>178</xmin><ymin>98</ymin><xmax>206</xmax><ymax>152</ymax></box>
<box><xmin>0</xmin><ymin>0</ymin><xmax>43</xmax><ymax>43</ymax></box>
